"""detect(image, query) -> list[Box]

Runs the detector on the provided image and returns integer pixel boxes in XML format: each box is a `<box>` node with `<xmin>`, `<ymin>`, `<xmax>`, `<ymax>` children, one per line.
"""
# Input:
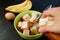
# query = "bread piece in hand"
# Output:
<box><xmin>23</xmin><ymin>29</ymin><xmax>30</xmax><ymax>35</ymax></box>
<box><xmin>23</xmin><ymin>14</ymin><xmax>30</xmax><ymax>21</ymax></box>
<box><xmin>47</xmin><ymin>21</ymin><xmax>54</xmax><ymax>26</ymax></box>
<box><xmin>29</xmin><ymin>12</ymin><xmax>37</xmax><ymax>23</ymax></box>
<box><xmin>48</xmin><ymin>16</ymin><xmax>54</xmax><ymax>21</ymax></box>
<box><xmin>39</xmin><ymin>17</ymin><xmax>48</xmax><ymax>27</ymax></box>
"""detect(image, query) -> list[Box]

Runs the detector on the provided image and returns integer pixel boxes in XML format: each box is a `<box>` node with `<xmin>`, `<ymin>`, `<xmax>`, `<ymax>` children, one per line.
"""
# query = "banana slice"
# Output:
<box><xmin>30</xmin><ymin>23</ymin><xmax>39</xmax><ymax>35</ymax></box>
<box><xmin>23</xmin><ymin>29</ymin><xmax>30</xmax><ymax>35</ymax></box>
<box><xmin>5</xmin><ymin>0</ymin><xmax>32</xmax><ymax>13</ymax></box>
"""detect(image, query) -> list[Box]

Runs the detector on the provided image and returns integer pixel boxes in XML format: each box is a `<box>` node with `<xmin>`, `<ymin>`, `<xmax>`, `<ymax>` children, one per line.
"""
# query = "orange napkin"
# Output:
<box><xmin>44</xmin><ymin>32</ymin><xmax>60</xmax><ymax>40</ymax></box>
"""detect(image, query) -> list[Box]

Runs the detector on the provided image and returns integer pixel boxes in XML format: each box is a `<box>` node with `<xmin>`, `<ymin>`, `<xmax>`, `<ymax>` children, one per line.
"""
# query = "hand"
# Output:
<box><xmin>39</xmin><ymin>7</ymin><xmax>60</xmax><ymax>33</ymax></box>
<box><xmin>38</xmin><ymin>7</ymin><xmax>60</xmax><ymax>40</ymax></box>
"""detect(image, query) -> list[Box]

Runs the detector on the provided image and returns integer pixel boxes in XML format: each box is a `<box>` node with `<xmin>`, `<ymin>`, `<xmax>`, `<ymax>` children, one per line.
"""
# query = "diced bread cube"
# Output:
<box><xmin>18</xmin><ymin>22</ymin><xmax>22</xmax><ymax>27</ymax></box>
<box><xmin>23</xmin><ymin>14</ymin><xmax>30</xmax><ymax>21</ymax></box>
<box><xmin>23</xmin><ymin>29</ymin><xmax>30</xmax><ymax>35</ymax></box>
<box><xmin>47</xmin><ymin>21</ymin><xmax>54</xmax><ymax>26</ymax></box>
<box><xmin>29</xmin><ymin>12</ymin><xmax>37</xmax><ymax>23</ymax></box>
<box><xmin>28</xmin><ymin>22</ymin><xmax>33</xmax><ymax>28</ymax></box>
<box><xmin>17</xmin><ymin>27</ymin><xmax>23</xmax><ymax>33</ymax></box>
<box><xmin>21</xmin><ymin>21</ymin><xmax>28</xmax><ymax>29</ymax></box>
<box><xmin>18</xmin><ymin>21</ymin><xmax>28</xmax><ymax>29</ymax></box>
<box><xmin>30</xmin><ymin>23</ymin><xmax>38</xmax><ymax>30</ymax></box>
<box><xmin>39</xmin><ymin>17</ymin><xmax>48</xmax><ymax>27</ymax></box>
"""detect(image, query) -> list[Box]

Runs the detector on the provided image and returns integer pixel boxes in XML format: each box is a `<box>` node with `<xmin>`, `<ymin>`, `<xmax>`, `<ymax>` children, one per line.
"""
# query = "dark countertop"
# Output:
<box><xmin>0</xmin><ymin>0</ymin><xmax>60</xmax><ymax>40</ymax></box>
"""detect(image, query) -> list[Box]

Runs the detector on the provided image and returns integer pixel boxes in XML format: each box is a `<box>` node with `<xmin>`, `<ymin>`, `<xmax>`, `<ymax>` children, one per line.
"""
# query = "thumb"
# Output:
<box><xmin>38</xmin><ymin>26</ymin><xmax>53</xmax><ymax>33</ymax></box>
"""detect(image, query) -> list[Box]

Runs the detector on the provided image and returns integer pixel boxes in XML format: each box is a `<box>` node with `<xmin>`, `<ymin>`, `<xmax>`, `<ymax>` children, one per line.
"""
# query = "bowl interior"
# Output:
<box><xmin>14</xmin><ymin>10</ymin><xmax>43</xmax><ymax>39</ymax></box>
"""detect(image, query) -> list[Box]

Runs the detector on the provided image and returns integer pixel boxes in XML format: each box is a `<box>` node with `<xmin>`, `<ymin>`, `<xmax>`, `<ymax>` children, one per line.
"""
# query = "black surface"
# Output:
<box><xmin>0</xmin><ymin>0</ymin><xmax>60</xmax><ymax>40</ymax></box>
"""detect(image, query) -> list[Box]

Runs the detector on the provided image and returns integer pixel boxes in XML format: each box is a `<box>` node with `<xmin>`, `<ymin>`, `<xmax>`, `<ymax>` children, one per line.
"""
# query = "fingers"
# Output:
<box><xmin>38</xmin><ymin>22</ymin><xmax>60</xmax><ymax>33</ymax></box>
<box><xmin>42</xmin><ymin>7</ymin><xmax>60</xmax><ymax>18</ymax></box>
<box><xmin>42</xmin><ymin>10</ymin><xmax>50</xmax><ymax>18</ymax></box>
<box><xmin>42</xmin><ymin>9</ymin><xmax>55</xmax><ymax>18</ymax></box>
<box><xmin>38</xmin><ymin>26</ymin><xmax>53</xmax><ymax>33</ymax></box>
